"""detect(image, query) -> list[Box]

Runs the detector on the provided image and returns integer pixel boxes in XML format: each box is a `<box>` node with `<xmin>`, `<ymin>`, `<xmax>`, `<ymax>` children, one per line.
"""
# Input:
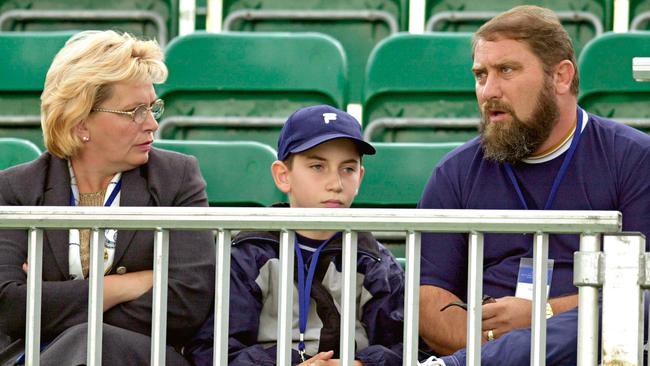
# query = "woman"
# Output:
<box><xmin>0</xmin><ymin>31</ymin><xmax>215</xmax><ymax>365</ymax></box>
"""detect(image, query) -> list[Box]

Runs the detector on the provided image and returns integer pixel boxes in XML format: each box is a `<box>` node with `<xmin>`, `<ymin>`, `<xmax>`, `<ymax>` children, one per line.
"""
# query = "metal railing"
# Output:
<box><xmin>425</xmin><ymin>11</ymin><xmax>604</xmax><ymax>36</ymax></box>
<box><xmin>0</xmin><ymin>207</ymin><xmax>624</xmax><ymax>366</ymax></box>
<box><xmin>0</xmin><ymin>10</ymin><xmax>167</xmax><ymax>46</ymax></box>
<box><xmin>223</xmin><ymin>9</ymin><xmax>399</xmax><ymax>34</ymax></box>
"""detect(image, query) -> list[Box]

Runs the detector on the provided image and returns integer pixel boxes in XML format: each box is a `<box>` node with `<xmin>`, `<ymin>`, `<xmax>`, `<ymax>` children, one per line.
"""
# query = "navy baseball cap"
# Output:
<box><xmin>277</xmin><ymin>105</ymin><xmax>376</xmax><ymax>160</ymax></box>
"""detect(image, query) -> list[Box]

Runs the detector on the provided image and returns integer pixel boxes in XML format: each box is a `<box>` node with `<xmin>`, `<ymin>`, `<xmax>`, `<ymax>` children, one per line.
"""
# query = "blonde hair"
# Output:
<box><xmin>41</xmin><ymin>30</ymin><xmax>168</xmax><ymax>158</ymax></box>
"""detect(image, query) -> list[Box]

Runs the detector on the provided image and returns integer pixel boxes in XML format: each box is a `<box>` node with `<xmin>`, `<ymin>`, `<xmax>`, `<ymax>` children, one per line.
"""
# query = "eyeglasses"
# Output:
<box><xmin>91</xmin><ymin>99</ymin><xmax>164</xmax><ymax>124</ymax></box>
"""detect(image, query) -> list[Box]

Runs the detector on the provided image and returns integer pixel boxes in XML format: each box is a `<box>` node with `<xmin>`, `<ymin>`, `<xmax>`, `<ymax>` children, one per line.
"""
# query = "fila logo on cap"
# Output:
<box><xmin>322</xmin><ymin>113</ymin><xmax>337</xmax><ymax>124</ymax></box>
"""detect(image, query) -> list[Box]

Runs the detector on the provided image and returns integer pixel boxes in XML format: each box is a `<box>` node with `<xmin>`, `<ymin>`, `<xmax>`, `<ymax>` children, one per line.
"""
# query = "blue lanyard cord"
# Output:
<box><xmin>294</xmin><ymin>233</ymin><xmax>339</xmax><ymax>360</ymax></box>
<box><xmin>70</xmin><ymin>179</ymin><xmax>122</xmax><ymax>207</ymax></box>
<box><xmin>504</xmin><ymin>107</ymin><xmax>584</xmax><ymax>210</ymax></box>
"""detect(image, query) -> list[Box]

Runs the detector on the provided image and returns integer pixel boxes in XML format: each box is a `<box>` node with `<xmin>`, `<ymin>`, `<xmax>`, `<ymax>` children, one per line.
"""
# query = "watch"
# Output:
<box><xmin>546</xmin><ymin>302</ymin><xmax>554</xmax><ymax>319</ymax></box>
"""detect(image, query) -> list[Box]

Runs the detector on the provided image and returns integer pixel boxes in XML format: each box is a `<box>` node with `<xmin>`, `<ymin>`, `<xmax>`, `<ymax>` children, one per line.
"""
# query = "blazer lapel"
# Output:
<box><xmin>111</xmin><ymin>166</ymin><xmax>153</xmax><ymax>267</ymax></box>
<box><xmin>42</xmin><ymin>156</ymin><xmax>73</xmax><ymax>278</ymax></box>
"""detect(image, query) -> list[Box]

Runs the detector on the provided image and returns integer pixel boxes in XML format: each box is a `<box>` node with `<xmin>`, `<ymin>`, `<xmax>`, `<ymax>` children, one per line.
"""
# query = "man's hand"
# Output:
<box><xmin>481</xmin><ymin>296</ymin><xmax>532</xmax><ymax>340</ymax></box>
<box><xmin>297</xmin><ymin>351</ymin><xmax>363</xmax><ymax>366</ymax></box>
<box><xmin>481</xmin><ymin>294</ymin><xmax>579</xmax><ymax>341</ymax></box>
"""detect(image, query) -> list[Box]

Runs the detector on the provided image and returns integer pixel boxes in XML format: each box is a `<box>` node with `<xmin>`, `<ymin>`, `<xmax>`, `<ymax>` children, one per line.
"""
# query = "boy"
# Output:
<box><xmin>186</xmin><ymin>105</ymin><xmax>404</xmax><ymax>365</ymax></box>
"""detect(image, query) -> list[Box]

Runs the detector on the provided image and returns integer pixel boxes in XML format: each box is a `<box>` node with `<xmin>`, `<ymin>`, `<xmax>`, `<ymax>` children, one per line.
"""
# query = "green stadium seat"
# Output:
<box><xmin>156</xmin><ymin>32</ymin><xmax>347</xmax><ymax>147</ymax></box>
<box><xmin>221</xmin><ymin>0</ymin><xmax>408</xmax><ymax>103</ymax></box>
<box><xmin>0</xmin><ymin>137</ymin><xmax>41</xmax><ymax>170</ymax></box>
<box><xmin>153</xmin><ymin>140</ymin><xmax>286</xmax><ymax>207</ymax></box>
<box><xmin>363</xmin><ymin>33</ymin><xmax>478</xmax><ymax>143</ymax></box>
<box><xmin>578</xmin><ymin>31</ymin><xmax>650</xmax><ymax>132</ymax></box>
<box><xmin>0</xmin><ymin>0</ymin><xmax>176</xmax><ymax>46</ymax></box>
<box><xmin>425</xmin><ymin>0</ymin><xmax>613</xmax><ymax>56</ymax></box>
<box><xmin>0</xmin><ymin>31</ymin><xmax>73</xmax><ymax>149</ymax></box>
<box><xmin>354</xmin><ymin>142</ymin><xmax>462</xmax><ymax>207</ymax></box>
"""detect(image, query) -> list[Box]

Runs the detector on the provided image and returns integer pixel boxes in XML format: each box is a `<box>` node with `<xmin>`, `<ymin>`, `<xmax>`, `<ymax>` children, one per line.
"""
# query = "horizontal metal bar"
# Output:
<box><xmin>155</xmin><ymin>116</ymin><xmax>285</xmax><ymax>139</ymax></box>
<box><xmin>363</xmin><ymin>117</ymin><xmax>479</xmax><ymax>140</ymax></box>
<box><xmin>613</xmin><ymin>118</ymin><xmax>650</xmax><ymax>128</ymax></box>
<box><xmin>0</xmin><ymin>9</ymin><xmax>167</xmax><ymax>45</ymax></box>
<box><xmin>426</xmin><ymin>10</ymin><xmax>603</xmax><ymax>35</ymax></box>
<box><xmin>0</xmin><ymin>115</ymin><xmax>41</xmax><ymax>126</ymax></box>
<box><xmin>0</xmin><ymin>207</ymin><xmax>621</xmax><ymax>233</ymax></box>
<box><xmin>224</xmin><ymin>9</ymin><xmax>399</xmax><ymax>33</ymax></box>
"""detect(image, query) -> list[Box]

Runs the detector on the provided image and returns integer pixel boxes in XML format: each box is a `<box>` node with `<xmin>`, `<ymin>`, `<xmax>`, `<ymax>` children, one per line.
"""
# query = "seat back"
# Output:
<box><xmin>0</xmin><ymin>137</ymin><xmax>42</xmax><ymax>170</ymax></box>
<box><xmin>425</xmin><ymin>0</ymin><xmax>613</xmax><ymax>56</ymax></box>
<box><xmin>222</xmin><ymin>0</ymin><xmax>408</xmax><ymax>102</ymax></box>
<box><xmin>363</xmin><ymin>33</ymin><xmax>478</xmax><ymax>143</ymax></box>
<box><xmin>355</xmin><ymin>142</ymin><xmax>462</xmax><ymax>207</ymax></box>
<box><xmin>0</xmin><ymin>0</ymin><xmax>176</xmax><ymax>46</ymax></box>
<box><xmin>578</xmin><ymin>31</ymin><xmax>650</xmax><ymax>132</ymax></box>
<box><xmin>156</xmin><ymin>32</ymin><xmax>347</xmax><ymax>147</ymax></box>
<box><xmin>0</xmin><ymin>31</ymin><xmax>73</xmax><ymax>149</ymax></box>
<box><xmin>153</xmin><ymin>140</ymin><xmax>286</xmax><ymax>206</ymax></box>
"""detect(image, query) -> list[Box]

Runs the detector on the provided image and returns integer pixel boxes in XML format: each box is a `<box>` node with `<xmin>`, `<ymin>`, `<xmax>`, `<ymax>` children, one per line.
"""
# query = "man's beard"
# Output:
<box><xmin>479</xmin><ymin>78</ymin><xmax>560</xmax><ymax>165</ymax></box>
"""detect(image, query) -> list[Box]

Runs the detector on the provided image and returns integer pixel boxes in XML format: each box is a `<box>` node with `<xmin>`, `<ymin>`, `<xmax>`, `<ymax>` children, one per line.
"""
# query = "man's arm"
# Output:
<box><xmin>420</xmin><ymin>285</ymin><xmax>470</xmax><ymax>355</ymax></box>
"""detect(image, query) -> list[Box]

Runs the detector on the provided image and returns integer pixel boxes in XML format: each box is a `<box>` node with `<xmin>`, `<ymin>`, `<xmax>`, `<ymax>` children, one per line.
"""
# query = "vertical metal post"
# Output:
<box><xmin>601</xmin><ymin>234</ymin><xmax>645</xmax><ymax>365</ymax></box>
<box><xmin>87</xmin><ymin>228</ymin><xmax>104</xmax><ymax>366</ymax></box>
<box><xmin>276</xmin><ymin>230</ymin><xmax>295</xmax><ymax>366</ymax></box>
<box><xmin>25</xmin><ymin>228</ymin><xmax>43</xmax><ymax>366</ymax></box>
<box><xmin>403</xmin><ymin>231</ymin><xmax>421</xmax><ymax>366</ymax></box>
<box><xmin>340</xmin><ymin>230</ymin><xmax>358</xmax><ymax>366</ymax></box>
<box><xmin>150</xmin><ymin>229</ymin><xmax>169</xmax><ymax>366</ymax></box>
<box><xmin>466</xmin><ymin>231</ymin><xmax>484</xmax><ymax>366</ymax></box>
<box><xmin>531</xmin><ymin>232</ymin><xmax>549</xmax><ymax>366</ymax></box>
<box><xmin>213</xmin><ymin>229</ymin><xmax>231</xmax><ymax>366</ymax></box>
<box><xmin>206</xmin><ymin>0</ymin><xmax>223</xmax><ymax>32</ymax></box>
<box><xmin>576</xmin><ymin>233</ymin><xmax>601</xmax><ymax>366</ymax></box>
<box><xmin>178</xmin><ymin>0</ymin><xmax>196</xmax><ymax>35</ymax></box>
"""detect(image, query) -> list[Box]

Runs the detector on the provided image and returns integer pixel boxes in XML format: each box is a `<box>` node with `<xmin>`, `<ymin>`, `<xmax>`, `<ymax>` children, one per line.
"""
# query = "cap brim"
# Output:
<box><xmin>284</xmin><ymin>133</ymin><xmax>376</xmax><ymax>159</ymax></box>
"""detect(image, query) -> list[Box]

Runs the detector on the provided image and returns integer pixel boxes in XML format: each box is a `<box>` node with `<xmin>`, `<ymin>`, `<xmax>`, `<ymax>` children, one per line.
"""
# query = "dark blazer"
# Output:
<box><xmin>0</xmin><ymin>148</ymin><xmax>215</xmax><ymax>346</ymax></box>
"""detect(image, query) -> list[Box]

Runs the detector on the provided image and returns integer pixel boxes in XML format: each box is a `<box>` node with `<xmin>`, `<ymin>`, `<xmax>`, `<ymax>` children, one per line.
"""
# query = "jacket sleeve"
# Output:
<box><xmin>226</xmin><ymin>243</ymin><xmax>279</xmax><ymax>364</ymax></box>
<box><xmin>356</xmin><ymin>245</ymin><xmax>405</xmax><ymax>366</ymax></box>
<box><xmin>0</xmin><ymin>164</ymin><xmax>97</xmax><ymax>341</ymax></box>
<box><xmin>103</xmin><ymin>155</ymin><xmax>216</xmax><ymax>344</ymax></box>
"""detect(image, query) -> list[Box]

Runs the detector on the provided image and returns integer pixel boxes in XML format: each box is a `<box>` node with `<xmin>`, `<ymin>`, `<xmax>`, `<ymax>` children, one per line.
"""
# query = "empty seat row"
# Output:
<box><xmin>3</xmin><ymin>0</ymin><xmax>630</xmax><ymax>102</ymax></box>
<box><xmin>2</xmin><ymin>30</ymin><xmax>650</xmax><ymax>149</ymax></box>
<box><xmin>0</xmin><ymin>137</ymin><xmax>459</xmax><ymax>208</ymax></box>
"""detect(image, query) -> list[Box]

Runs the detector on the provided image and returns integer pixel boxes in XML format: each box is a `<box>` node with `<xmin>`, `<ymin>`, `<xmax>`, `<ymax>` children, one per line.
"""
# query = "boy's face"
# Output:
<box><xmin>272</xmin><ymin>138</ymin><xmax>364</xmax><ymax>209</ymax></box>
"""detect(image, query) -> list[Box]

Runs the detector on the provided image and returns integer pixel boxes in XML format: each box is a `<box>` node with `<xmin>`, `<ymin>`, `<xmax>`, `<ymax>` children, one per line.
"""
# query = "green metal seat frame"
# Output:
<box><xmin>363</xmin><ymin>32</ymin><xmax>478</xmax><ymax>143</ymax></box>
<box><xmin>578</xmin><ymin>31</ymin><xmax>650</xmax><ymax>132</ymax></box>
<box><xmin>153</xmin><ymin>139</ymin><xmax>285</xmax><ymax>207</ymax></box>
<box><xmin>0</xmin><ymin>137</ymin><xmax>41</xmax><ymax>170</ymax></box>
<box><xmin>156</xmin><ymin>32</ymin><xmax>347</xmax><ymax>147</ymax></box>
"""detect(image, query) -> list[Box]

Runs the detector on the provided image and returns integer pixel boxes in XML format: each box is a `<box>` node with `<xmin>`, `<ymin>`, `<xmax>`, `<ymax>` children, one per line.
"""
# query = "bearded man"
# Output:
<box><xmin>417</xmin><ymin>5</ymin><xmax>650</xmax><ymax>366</ymax></box>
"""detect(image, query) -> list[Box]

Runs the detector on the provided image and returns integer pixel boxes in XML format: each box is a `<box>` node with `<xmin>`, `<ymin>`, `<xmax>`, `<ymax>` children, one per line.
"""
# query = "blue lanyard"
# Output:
<box><xmin>504</xmin><ymin>107</ymin><xmax>583</xmax><ymax>210</ymax></box>
<box><xmin>294</xmin><ymin>233</ymin><xmax>338</xmax><ymax>361</ymax></box>
<box><xmin>70</xmin><ymin>179</ymin><xmax>122</xmax><ymax>207</ymax></box>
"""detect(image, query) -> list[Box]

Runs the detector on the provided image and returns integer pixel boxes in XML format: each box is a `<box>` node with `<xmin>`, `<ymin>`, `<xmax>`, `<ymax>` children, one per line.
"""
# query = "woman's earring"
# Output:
<box><xmin>82</xmin><ymin>136</ymin><xmax>90</xmax><ymax>142</ymax></box>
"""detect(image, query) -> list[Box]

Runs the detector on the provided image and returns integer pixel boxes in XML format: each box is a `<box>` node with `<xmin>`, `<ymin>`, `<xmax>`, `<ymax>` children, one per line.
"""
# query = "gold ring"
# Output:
<box><xmin>487</xmin><ymin>329</ymin><xmax>495</xmax><ymax>341</ymax></box>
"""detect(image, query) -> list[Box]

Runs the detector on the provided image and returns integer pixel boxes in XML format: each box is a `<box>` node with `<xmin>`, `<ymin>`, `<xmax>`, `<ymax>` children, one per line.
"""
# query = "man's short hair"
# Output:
<box><xmin>472</xmin><ymin>5</ymin><xmax>579</xmax><ymax>95</ymax></box>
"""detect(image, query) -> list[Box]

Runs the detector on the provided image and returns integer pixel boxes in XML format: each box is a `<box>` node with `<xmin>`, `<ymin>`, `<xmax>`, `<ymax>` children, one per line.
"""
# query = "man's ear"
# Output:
<box><xmin>271</xmin><ymin>160</ymin><xmax>291</xmax><ymax>194</ymax></box>
<box><xmin>553</xmin><ymin>60</ymin><xmax>575</xmax><ymax>95</ymax></box>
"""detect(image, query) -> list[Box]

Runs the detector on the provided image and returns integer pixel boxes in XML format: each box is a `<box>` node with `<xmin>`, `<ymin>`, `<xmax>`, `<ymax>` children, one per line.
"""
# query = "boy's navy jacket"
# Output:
<box><xmin>186</xmin><ymin>219</ymin><xmax>405</xmax><ymax>366</ymax></box>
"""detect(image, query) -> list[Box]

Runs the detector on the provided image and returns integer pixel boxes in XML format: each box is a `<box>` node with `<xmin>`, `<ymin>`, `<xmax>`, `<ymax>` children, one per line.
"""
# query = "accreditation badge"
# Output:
<box><xmin>515</xmin><ymin>257</ymin><xmax>554</xmax><ymax>300</ymax></box>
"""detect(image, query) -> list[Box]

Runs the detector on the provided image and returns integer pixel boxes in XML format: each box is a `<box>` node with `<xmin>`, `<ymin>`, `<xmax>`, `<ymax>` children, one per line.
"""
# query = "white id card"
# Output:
<box><xmin>515</xmin><ymin>257</ymin><xmax>554</xmax><ymax>300</ymax></box>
